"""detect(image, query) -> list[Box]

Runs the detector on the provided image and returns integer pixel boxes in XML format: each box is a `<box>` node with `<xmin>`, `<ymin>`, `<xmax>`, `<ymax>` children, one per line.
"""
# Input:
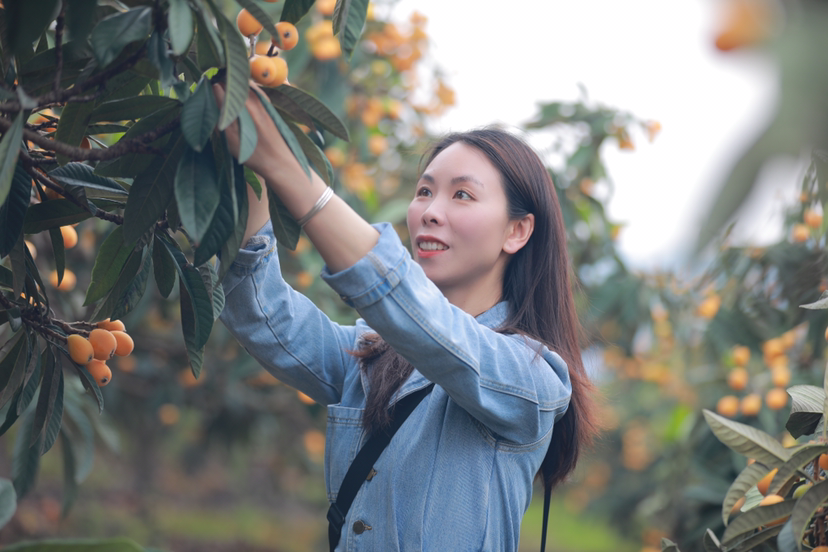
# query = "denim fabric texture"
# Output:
<box><xmin>219</xmin><ymin>221</ymin><xmax>573</xmax><ymax>552</ymax></box>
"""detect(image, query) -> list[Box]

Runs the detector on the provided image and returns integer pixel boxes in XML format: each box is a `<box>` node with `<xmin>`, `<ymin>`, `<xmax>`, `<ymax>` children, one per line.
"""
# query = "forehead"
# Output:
<box><xmin>422</xmin><ymin>142</ymin><xmax>502</xmax><ymax>184</ymax></box>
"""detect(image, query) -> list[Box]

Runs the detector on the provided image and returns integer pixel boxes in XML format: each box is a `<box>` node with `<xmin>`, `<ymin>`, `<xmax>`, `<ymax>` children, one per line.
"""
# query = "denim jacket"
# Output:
<box><xmin>219</xmin><ymin>221</ymin><xmax>572</xmax><ymax>551</ymax></box>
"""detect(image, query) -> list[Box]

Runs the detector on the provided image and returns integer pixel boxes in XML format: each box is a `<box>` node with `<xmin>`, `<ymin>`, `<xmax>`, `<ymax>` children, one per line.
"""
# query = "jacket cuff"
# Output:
<box><xmin>321</xmin><ymin>222</ymin><xmax>410</xmax><ymax>310</ymax></box>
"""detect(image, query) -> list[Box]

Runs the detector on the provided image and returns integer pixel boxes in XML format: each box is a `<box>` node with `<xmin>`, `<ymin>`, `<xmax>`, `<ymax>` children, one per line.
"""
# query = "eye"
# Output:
<box><xmin>454</xmin><ymin>190</ymin><xmax>472</xmax><ymax>200</ymax></box>
<box><xmin>416</xmin><ymin>187</ymin><xmax>432</xmax><ymax>197</ymax></box>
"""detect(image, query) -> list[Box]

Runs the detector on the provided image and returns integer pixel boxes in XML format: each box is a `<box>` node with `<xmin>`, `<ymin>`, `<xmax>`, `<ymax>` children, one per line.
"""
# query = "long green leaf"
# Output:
<box><xmin>168</xmin><ymin>0</ymin><xmax>195</xmax><ymax>55</ymax></box>
<box><xmin>725</xmin><ymin>525</ymin><xmax>782</xmax><ymax>552</ymax></box>
<box><xmin>267</xmin><ymin>188</ymin><xmax>301</xmax><ymax>250</ymax></box>
<box><xmin>89</xmin><ymin>7</ymin><xmax>152</xmax><ymax>68</ymax></box>
<box><xmin>89</xmin><ymin>247</ymin><xmax>142</xmax><ymax>323</ymax></box>
<box><xmin>65</xmin><ymin>0</ymin><xmax>97</xmax><ymax>48</ymax></box>
<box><xmin>181</xmin><ymin>77</ymin><xmax>220</xmax><ymax>152</ymax></box>
<box><xmin>286</xmin><ymin>120</ymin><xmax>334</xmax><ymax>185</ymax></box>
<box><xmin>703</xmin><ymin>409</ymin><xmax>792</xmax><ymax>466</ymax></box>
<box><xmin>789</xmin><ymin>479</ymin><xmax>828</xmax><ymax>551</ymax></box>
<box><xmin>721</xmin><ymin>497</ymin><xmax>795</xmax><ymax>545</ymax></box>
<box><xmin>0</xmin><ymin>478</ymin><xmax>17</xmax><ymax>530</ymax></box>
<box><xmin>89</xmin><ymin>95</ymin><xmax>179</xmax><ymax>124</ymax></box>
<box><xmin>62</xmin><ymin>401</ymin><xmax>95</xmax><ymax>482</ymax></box>
<box><xmin>55</xmin><ymin>100</ymin><xmax>95</xmax><ymax>166</ymax></box>
<box><xmin>31</xmin><ymin>356</ymin><xmax>62</xmax><ymax>455</ymax></box>
<box><xmin>175</xmin><ymin>146</ymin><xmax>221</xmax><ymax>244</ymax></box>
<box><xmin>0</xmin><ymin>163</ymin><xmax>31</xmax><ymax>258</ymax></box>
<box><xmin>179</xmin><ymin>281</ymin><xmax>205</xmax><ymax>378</ymax></box>
<box><xmin>152</xmin><ymin>234</ymin><xmax>176</xmax><ymax>298</ymax></box>
<box><xmin>214</xmin><ymin>9</ymin><xmax>250</xmax><ymax>130</ymax></box>
<box><xmin>22</xmin><ymin>200</ymin><xmax>90</xmax><ymax>234</ymax></box>
<box><xmin>332</xmin><ymin>0</ymin><xmax>369</xmax><ymax>58</ymax></box>
<box><xmin>49</xmin><ymin>226</ymin><xmax>66</xmax><ymax>286</ymax></box>
<box><xmin>237</xmin><ymin>106</ymin><xmax>257</xmax><ymax>164</ymax></box>
<box><xmin>109</xmin><ymin>243</ymin><xmax>153</xmax><ymax>322</ymax></box>
<box><xmin>12</xmin><ymin>409</ymin><xmax>40</xmax><ymax>499</ymax></box>
<box><xmin>786</xmin><ymin>385</ymin><xmax>823</xmax><ymax>437</ymax></box>
<box><xmin>3</xmin><ymin>0</ymin><xmax>59</xmax><ymax>59</ymax></box>
<box><xmin>65</xmin><ymin>355</ymin><xmax>103</xmax><ymax>414</ymax></box>
<box><xmin>0</xmin><ymin>357</ymin><xmax>40</xmax><ymax>438</ymax></box>
<box><xmin>122</xmin><ymin>133</ymin><xmax>187</xmax><ymax>244</ymax></box>
<box><xmin>0</xmin><ymin>112</ymin><xmax>24</xmax><ymax>206</ymax></box>
<box><xmin>266</xmin><ymin>85</ymin><xmax>349</xmax><ymax>141</ymax></box>
<box><xmin>50</xmin><ymin>163</ymin><xmax>127</xmax><ymax>196</ymax></box>
<box><xmin>254</xmin><ymin>88</ymin><xmax>310</xmax><ymax>177</ymax></box>
<box><xmin>767</xmin><ymin>444</ymin><xmax>828</xmax><ymax>497</ymax></box>
<box><xmin>193</xmin><ymin>160</ymin><xmax>239</xmax><ymax>266</ymax></box>
<box><xmin>218</xmin><ymin>184</ymin><xmax>248</xmax><ymax>282</ymax></box>
<box><xmin>84</xmin><ymin>226</ymin><xmax>135</xmax><ymax>306</ymax></box>
<box><xmin>59</xmin><ymin>430</ymin><xmax>78</xmax><ymax>517</ymax></box>
<box><xmin>279</xmin><ymin>0</ymin><xmax>315</xmax><ymax>24</ymax></box>
<box><xmin>0</xmin><ymin>330</ymin><xmax>31</xmax><ymax>412</ymax></box>
<box><xmin>194</xmin><ymin>2</ymin><xmax>223</xmax><ymax>71</ymax></box>
<box><xmin>801</xmin><ymin>291</ymin><xmax>828</xmax><ymax>310</ymax></box>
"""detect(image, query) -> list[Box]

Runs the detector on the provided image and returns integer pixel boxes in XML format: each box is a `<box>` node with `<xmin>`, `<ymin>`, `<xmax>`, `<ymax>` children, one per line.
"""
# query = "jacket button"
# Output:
<box><xmin>366</xmin><ymin>468</ymin><xmax>377</xmax><ymax>481</ymax></box>
<box><xmin>353</xmin><ymin>520</ymin><xmax>372</xmax><ymax>534</ymax></box>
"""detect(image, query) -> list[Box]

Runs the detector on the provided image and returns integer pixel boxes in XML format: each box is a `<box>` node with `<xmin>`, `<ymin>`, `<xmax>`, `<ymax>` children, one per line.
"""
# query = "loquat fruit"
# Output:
<box><xmin>60</xmin><ymin>225</ymin><xmax>78</xmax><ymax>248</ymax></box>
<box><xmin>793</xmin><ymin>481</ymin><xmax>812</xmax><ymax>498</ymax></box>
<box><xmin>236</xmin><ymin>9</ymin><xmax>262</xmax><ymax>37</ymax></box>
<box><xmin>316</xmin><ymin>0</ymin><xmax>336</xmax><ymax>15</ymax></box>
<box><xmin>86</xmin><ymin>359</ymin><xmax>112</xmax><ymax>386</ymax></box>
<box><xmin>740</xmin><ymin>393</ymin><xmax>762</xmax><ymax>417</ymax></box>
<box><xmin>819</xmin><ymin>453</ymin><xmax>828</xmax><ymax>471</ymax></box>
<box><xmin>762</xmin><ymin>338</ymin><xmax>784</xmax><ymax>360</ymax></box>
<box><xmin>696</xmin><ymin>295</ymin><xmax>721</xmax><ymax>319</ymax></box>
<box><xmin>158</xmin><ymin>403</ymin><xmax>180</xmax><ymax>425</ymax></box>
<box><xmin>804</xmin><ymin>208</ymin><xmax>822</xmax><ymax>229</ymax></box>
<box><xmin>50</xmin><ymin>269</ymin><xmax>76</xmax><ymax>291</ymax></box>
<box><xmin>765</xmin><ymin>388</ymin><xmax>788</xmax><ymax>410</ymax></box>
<box><xmin>97</xmin><ymin>318</ymin><xmax>126</xmax><ymax>332</ymax></box>
<box><xmin>274</xmin><ymin>22</ymin><xmax>299</xmax><ymax>50</ymax></box>
<box><xmin>24</xmin><ymin>240</ymin><xmax>36</xmax><ymax>260</ymax></box>
<box><xmin>770</xmin><ymin>366</ymin><xmax>790</xmax><ymax>388</ymax></box>
<box><xmin>757</xmin><ymin>468</ymin><xmax>778</xmax><ymax>496</ymax></box>
<box><xmin>758</xmin><ymin>494</ymin><xmax>788</xmax><ymax>526</ymax></box>
<box><xmin>727</xmin><ymin>367</ymin><xmax>748</xmax><ymax>391</ymax></box>
<box><xmin>813</xmin><ymin>547</ymin><xmax>828</xmax><ymax>552</ymax></box>
<box><xmin>792</xmin><ymin>223</ymin><xmax>809</xmax><ymax>243</ymax></box>
<box><xmin>730</xmin><ymin>495</ymin><xmax>745</xmax><ymax>515</ymax></box>
<box><xmin>67</xmin><ymin>334</ymin><xmax>94</xmax><ymax>365</ymax></box>
<box><xmin>312</xmin><ymin>36</ymin><xmax>342</xmax><ymax>60</ymax></box>
<box><xmin>731</xmin><ymin>345</ymin><xmax>750</xmax><ymax>367</ymax></box>
<box><xmin>88</xmin><ymin>328</ymin><xmax>117</xmax><ymax>360</ymax></box>
<box><xmin>250</xmin><ymin>55</ymin><xmax>288</xmax><ymax>87</ymax></box>
<box><xmin>111</xmin><ymin>331</ymin><xmax>134</xmax><ymax>356</ymax></box>
<box><xmin>716</xmin><ymin>395</ymin><xmax>740</xmax><ymax>417</ymax></box>
<box><xmin>324</xmin><ymin>147</ymin><xmax>346</xmax><ymax>168</ymax></box>
<box><xmin>368</xmin><ymin>135</ymin><xmax>388</xmax><ymax>156</ymax></box>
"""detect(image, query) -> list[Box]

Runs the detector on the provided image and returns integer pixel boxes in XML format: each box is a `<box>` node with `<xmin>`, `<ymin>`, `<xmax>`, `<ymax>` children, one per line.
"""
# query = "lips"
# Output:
<box><xmin>415</xmin><ymin>236</ymin><xmax>449</xmax><ymax>257</ymax></box>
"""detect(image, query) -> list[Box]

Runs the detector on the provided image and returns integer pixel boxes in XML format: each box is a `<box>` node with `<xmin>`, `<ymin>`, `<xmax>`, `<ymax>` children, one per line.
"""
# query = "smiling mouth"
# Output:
<box><xmin>419</xmin><ymin>241</ymin><xmax>449</xmax><ymax>251</ymax></box>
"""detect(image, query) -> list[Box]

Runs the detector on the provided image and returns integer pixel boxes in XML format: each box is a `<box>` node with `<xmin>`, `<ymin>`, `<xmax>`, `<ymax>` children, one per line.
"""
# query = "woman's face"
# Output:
<box><xmin>407</xmin><ymin>142</ymin><xmax>526</xmax><ymax>311</ymax></box>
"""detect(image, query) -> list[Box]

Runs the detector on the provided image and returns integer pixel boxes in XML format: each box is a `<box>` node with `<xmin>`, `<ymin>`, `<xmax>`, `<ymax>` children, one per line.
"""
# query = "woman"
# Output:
<box><xmin>216</xmin><ymin>86</ymin><xmax>600</xmax><ymax>551</ymax></box>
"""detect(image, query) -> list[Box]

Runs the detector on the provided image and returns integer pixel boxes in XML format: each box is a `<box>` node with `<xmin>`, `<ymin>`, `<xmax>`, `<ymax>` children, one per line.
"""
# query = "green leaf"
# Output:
<box><xmin>109</xmin><ymin>243</ymin><xmax>153</xmax><ymax>322</ymax></box>
<box><xmin>236</xmin><ymin>0</ymin><xmax>280</xmax><ymax>38</ymax></box>
<box><xmin>2</xmin><ymin>538</ymin><xmax>146</xmax><ymax>552</ymax></box>
<box><xmin>266</xmin><ymin>85</ymin><xmax>349</xmax><ymax>141</ymax></box>
<box><xmin>703</xmin><ymin>409</ymin><xmax>792</xmax><ymax>466</ymax></box>
<box><xmin>152</xmin><ymin>235</ymin><xmax>176</xmax><ymax>298</ymax></box>
<box><xmin>801</xmin><ymin>291</ymin><xmax>828</xmax><ymax>310</ymax></box>
<box><xmin>32</xmin><ymin>358</ymin><xmax>63</xmax><ymax>455</ymax></box>
<box><xmin>65</xmin><ymin>356</ymin><xmax>103</xmax><ymax>414</ymax></box>
<box><xmin>85</xmin><ymin>226</ymin><xmax>135</xmax><ymax>306</ymax></box>
<box><xmin>766</xmin><ymin>444</ymin><xmax>828</xmax><ymax>497</ymax></box>
<box><xmin>0</xmin><ymin>478</ymin><xmax>17</xmax><ymax>530</ymax></box>
<box><xmin>181</xmin><ymin>77</ymin><xmax>220</xmax><ymax>152</ymax></box>
<box><xmin>660</xmin><ymin>537</ymin><xmax>680</xmax><ymax>552</ymax></box>
<box><xmin>158</xmin><ymin>235</ymin><xmax>214</xmax><ymax>350</ymax></box>
<box><xmin>50</xmin><ymin>163</ymin><xmax>128</xmax><ymax>200</ymax></box>
<box><xmin>722</xmin><ymin>462</ymin><xmax>768</xmax><ymax>526</ymax></box>
<box><xmin>724</xmin><ymin>525</ymin><xmax>782</xmax><ymax>552</ymax></box>
<box><xmin>147</xmin><ymin>30</ymin><xmax>176</xmax><ymax>90</ymax></box>
<box><xmin>237</xmin><ymin>106</ymin><xmax>257</xmax><ymax>164</ymax></box>
<box><xmin>122</xmin><ymin>133</ymin><xmax>187</xmax><ymax>244</ymax></box>
<box><xmin>721</xmin><ymin>497</ymin><xmax>794</xmax><ymax>545</ymax></box>
<box><xmin>175</xmin><ymin>146</ymin><xmax>221</xmax><ymax>244</ymax></box>
<box><xmin>332</xmin><ymin>0</ymin><xmax>369</xmax><ymax>59</ymax></box>
<box><xmin>0</xmin><ymin>332</ymin><xmax>27</xmax><ymax>411</ymax></box>
<box><xmin>194</xmin><ymin>2</ymin><xmax>224</xmax><ymax>71</ymax></box>
<box><xmin>55</xmin><ymin>100</ymin><xmax>95</xmax><ymax>166</ymax></box>
<box><xmin>286</xmin><ymin>120</ymin><xmax>334</xmax><ymax>185</ymax></box>
<box><xmin>702</xmin><ymin>529</ymin><xmax>721</xmax><ymax>552</ymax></box>
<box><xmin>788</xmin><ymin>479</ymin><xmax>828</xmax><ymax>550</ymax></box>
<box><xmin>218</xmin><ymin>185</ymin><xmax>248</xmax><ymax>282</ymax></box>
<box><xmin>49</xmin><ymin>226</ymin><xmax>66</xmax><ymax>286</ymax></box>
<box><xmin>12</xmin><ymin>409</ymin><xmax>40</xmax><ymax>499</ymax></box>
<box><xmin>199</xmin><ymin>263</ymin><xmax>224</xmax><ymax>321</ymax></box>
<box><xmin>65</xmin><ymin>0</ymin><xmax>97</xmax><ymax>47</ymax></box>
<box><xmin>89</xmin><ymin>95</ymin><xmax>179</xmax><ymax>124</ymax></box>
<box><xmin>267</xmin><ymin>188</ymin><xmax>301</xmax><ymax>250</ymax></box>
<box><xmin>89</xmin><ymin>7</ymin><xmax>152</xmax><ymax>68</ymax></box>
<box><xmin>59</xmin><ymin>430</ymin><xmax>78</xmax><ymax>517</ymax></box>
<box><xmin>17</xmin><ymin>349</ymin><xmax>44</xmax><ymax>418</ymax></box>
<box><xmin>193</xmin><ymin>158</ymin><xmax>242</xmax><ymax>266</ymax></box>
<box><xmin>244</xmin><ymin>166</ymin><xmax>262</xmax><ymax>199</ymax></box>
<box><xmin>280</xmin><ymin>0</ymin><xmax>315</xmax><ymax>24</ymax></box>
<box><xmin>3</xmin><ymin>0</ymin><xmax>60</xmax><ymax>59</ymax></box>
<box><xmin>89</xmin><ymin>245</ymin><xmax>145</xmax><ymax>323</ymax></box>
<box><xmin>254</xmin><ymin>88</ymin><xmax>310</xmax><ymax>178</ymax></box>
<box><xmin>168</xmin><ymin>0</ymin><xmax>195</xmax><ymax>55</ymax></box>
<box><xmin>0</xmin><ymin>162</ymin><xmax>32</xmax><ymax>258</ymax></box>
<box><xmin>214</xmin><ymin>9</ymin><xmax>250</xmax><ymax>130</ymax></box>
<box><xmin>22</xmin><ymin>200</ymin><xmax>90</xmax><ymax>234</ymax></box>
<box><xmin>62</xmin><ymin>401</ymin><xmax>94</xmax><ymax>482</ymax></box>
<box><xmin>179</xmin><ymin>280</ymin><xmax>205</xmax><ymax>378</ymax></box>
<box><xmin>0</xmin><ymin>112</ymin><xmax>24</xmax><ymax>207</ymax></box>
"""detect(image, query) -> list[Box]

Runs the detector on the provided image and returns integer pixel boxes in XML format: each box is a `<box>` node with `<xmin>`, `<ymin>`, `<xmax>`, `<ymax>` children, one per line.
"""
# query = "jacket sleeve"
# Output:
<box><xmin>219</xmin><ymin>221</ymin><xmax>360</xmax><ymax>405</ymax></box>
<box><xmin>321</xmin><ymin>223</ymin><xmax>572</xmax><ymax>445</ymax></box>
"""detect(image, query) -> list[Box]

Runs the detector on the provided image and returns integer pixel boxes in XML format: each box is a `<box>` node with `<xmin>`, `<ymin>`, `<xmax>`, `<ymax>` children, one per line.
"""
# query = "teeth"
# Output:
<box><xmin>420</xmin><ymin>241</ymin><xmax>448</xmax><ymax>251</ymax></box>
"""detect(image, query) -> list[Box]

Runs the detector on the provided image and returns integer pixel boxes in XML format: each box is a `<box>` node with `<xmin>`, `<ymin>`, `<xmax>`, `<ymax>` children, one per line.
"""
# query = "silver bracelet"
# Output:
<box><xmin>296</xmin><ymin>186</ymin><xmax>334</xmax><ymax>228</ymax></box>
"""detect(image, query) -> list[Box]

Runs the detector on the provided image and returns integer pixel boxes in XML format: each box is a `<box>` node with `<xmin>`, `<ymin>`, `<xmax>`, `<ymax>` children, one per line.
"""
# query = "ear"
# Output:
<box><xmin>503</xmin><ymin>214</ymin><xmax>535</xmax><ymax>255</ymax></box>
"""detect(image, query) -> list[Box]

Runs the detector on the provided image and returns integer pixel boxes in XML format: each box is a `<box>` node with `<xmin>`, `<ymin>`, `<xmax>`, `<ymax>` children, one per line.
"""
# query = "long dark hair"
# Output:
<box><xmin>354</xmin><ymin>127</ymin><xmax>601</xmax><ymax>493</ymax></box>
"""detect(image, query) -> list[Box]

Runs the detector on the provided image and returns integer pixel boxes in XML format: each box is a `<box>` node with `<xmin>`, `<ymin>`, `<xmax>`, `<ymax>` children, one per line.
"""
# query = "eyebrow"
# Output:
<box><xmin>419</xmin><ymin>173</ymin><xmax>485</xmax><ymax>188</ymax></box>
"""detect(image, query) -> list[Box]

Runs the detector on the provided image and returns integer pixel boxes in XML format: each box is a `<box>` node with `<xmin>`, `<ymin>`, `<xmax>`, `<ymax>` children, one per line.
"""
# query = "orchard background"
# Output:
<box><xmin>0</xmin><ymin>0</ymin><xmax>828</xmax><ymax>551</ymax></box>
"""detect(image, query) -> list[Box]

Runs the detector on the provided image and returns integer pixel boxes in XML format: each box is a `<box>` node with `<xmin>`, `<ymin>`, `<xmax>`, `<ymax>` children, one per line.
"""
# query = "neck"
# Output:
<box><xmin>440</xmin><ymin>272</ymin><xmax>504</xmax><ymax>317</ymax></box>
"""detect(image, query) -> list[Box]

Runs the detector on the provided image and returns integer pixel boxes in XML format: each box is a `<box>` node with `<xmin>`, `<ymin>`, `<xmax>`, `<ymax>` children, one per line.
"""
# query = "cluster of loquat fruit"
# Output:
<box><xmin>66</xmin><ymin>318</ymin><xmax>134</xmax><ymax>387</ymax></box>
<box><xmin>716</xmin><ymin>331</ymin><xmax>802</xmax><ymax>418</ymax></box>
<box><xmin>236</xmin><ymin>7</ymin><xmax>299</xmax><ymax>87</ymax></box>
<box><xmin>792</xmin><ymin>207</ymin><xmax>823</xmax><ymax>243</ymax></box>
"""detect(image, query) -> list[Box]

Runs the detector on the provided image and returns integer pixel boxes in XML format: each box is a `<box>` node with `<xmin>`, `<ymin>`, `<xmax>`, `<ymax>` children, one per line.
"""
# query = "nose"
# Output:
<box><xmin>420</xmin><ymin>196</ymin><xmax>444</xmax><ymax>226</ymax></box>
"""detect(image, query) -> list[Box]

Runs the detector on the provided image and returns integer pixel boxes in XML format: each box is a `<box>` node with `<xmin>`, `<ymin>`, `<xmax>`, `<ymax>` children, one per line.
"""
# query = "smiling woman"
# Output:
<box><xmin>216</xmin><ymin>84</ymin><xmax>601</xmax><ymax>552</ymax></box>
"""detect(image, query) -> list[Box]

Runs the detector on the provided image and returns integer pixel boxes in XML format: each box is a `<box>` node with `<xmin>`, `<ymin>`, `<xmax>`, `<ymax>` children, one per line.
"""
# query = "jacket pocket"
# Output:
<box><xmin>325</xmin><ymin>404</ymin><xmax>366</xmax><ymax>502</ymax></box>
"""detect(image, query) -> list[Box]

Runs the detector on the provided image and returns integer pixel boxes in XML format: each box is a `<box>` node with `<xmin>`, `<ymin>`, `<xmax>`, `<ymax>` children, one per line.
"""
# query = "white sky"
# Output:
<box><xmin>390</xmin><ymin>0</ymin><xmax>798</xmax><ymax>269</ymax></box>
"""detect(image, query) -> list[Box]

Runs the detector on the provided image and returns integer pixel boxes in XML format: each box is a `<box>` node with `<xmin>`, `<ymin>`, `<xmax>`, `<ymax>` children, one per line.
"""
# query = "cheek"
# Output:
<box><xmin>406</xmin><ymin>201</ymin><xmax>419</xmax><ymax>237</ymax></box>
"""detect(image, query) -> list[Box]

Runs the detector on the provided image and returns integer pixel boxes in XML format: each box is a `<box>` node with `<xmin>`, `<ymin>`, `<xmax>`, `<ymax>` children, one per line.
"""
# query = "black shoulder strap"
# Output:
<box><xmin>540</xmin><ymin>484</ymin><xmax>551</xmax><ymax>552</ymax></box>
<box><xmin>327</xmin><ymin>383</ymin><xmax>434</xmax><ymax>552</ymax></box>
